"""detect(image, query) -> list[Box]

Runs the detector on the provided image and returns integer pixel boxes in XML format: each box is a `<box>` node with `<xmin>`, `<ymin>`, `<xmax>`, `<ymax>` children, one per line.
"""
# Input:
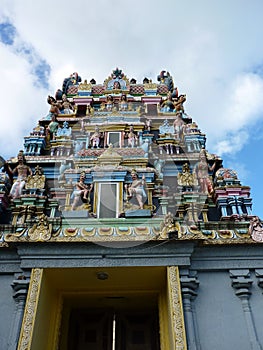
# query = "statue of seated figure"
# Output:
<box><xmin>125</xmin><ymin>170</ymin><xmax>147</xmax><ymax>210</ymax></box>
<box><xmin>71</xmin><ymin>172</ymin><xmax>93</xmax><ymax>210</ymax></box>
<box><xmin>57</xmin><ymin>121</ymin><xmax>72</xmax><ymax>137</ymax></box>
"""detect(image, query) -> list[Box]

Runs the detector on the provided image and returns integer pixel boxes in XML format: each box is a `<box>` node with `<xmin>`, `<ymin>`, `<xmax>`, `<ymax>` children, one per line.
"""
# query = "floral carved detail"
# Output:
<box><xmin>17</xmin><ymin>268</ymin><xmax>43</xmax><ymax>350</ymax></box>
<box><xmin>159</xmin><ymin>212</ymin><xmax>181</xmax><ymax>239</ymax></box>
<box><xmin>249</xmin><ymin>216</ymin><xmax>263</xmax><ymax>242</ymax></box>
<box><xmin>28</xmin><ymin>214</ymin><xmax>52</xmax><ymax>241</ymax></box>
<box><xmin>25</xmin><ymin>165</ymin><xmax>45</xmax><ymax>189</ymax></box>
<box><xmin>167</xmin><ymin>266</ymin><xmax>187</xmax><ymax>349</ymax></box>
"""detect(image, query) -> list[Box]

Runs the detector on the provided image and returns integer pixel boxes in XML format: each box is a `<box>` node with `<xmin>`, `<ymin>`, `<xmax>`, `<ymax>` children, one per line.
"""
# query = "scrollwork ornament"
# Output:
<box><xmin>28</xmin><ymin>214</ymin><xmax>52</xmax><ymax>241</ymax></box>
<box><xmin>17</xmin><ymin>268</ymin><xmax>43</xmax><ymax>350</ymax></box>
<box><xmin>167</xmin><ymin>266</ymin><xmax>187</xmax><ymax>349</ymax></box>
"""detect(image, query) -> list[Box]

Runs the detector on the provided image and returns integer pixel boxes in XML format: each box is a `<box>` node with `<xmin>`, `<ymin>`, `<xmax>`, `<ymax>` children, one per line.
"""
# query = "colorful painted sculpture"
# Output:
<box><xmin>5</xmin><ymin>150</ymin><xmax>32</xmax><ymax>199</ymax></box>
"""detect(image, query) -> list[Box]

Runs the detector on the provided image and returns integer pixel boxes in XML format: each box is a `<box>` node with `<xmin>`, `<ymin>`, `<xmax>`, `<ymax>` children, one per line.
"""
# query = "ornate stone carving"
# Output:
<box><xmin>159</xmin><ymin>212</ymin><xmax>181</xmax><ymax>239</ymax></box>
<box><xmin>177</xmin><ymin>163</ymin><xmax>198</xmax><ymax>187</ymax></box>
<box><xmin>28</xmin><ymin>214</ymin><xmax>52</xmax><ymax>241</ymax></box>
<box><xmin>249</xmin><ymin>216</ymin><xmax>263</xmax><ymax>242</ymax></box>
<box><xmin>17</xmin><ymin>269</ymin><xmax>43</xmax><ymax>350</ymax></box>
<box><xmin>25</xmin><ymin>165</ymin><xmax>45</xmax><ymax>190</ymax></box>
<box><xmin>167</xmin><ymin>266</ymin><xmax>187</xmax><ymax>349</ymax></box>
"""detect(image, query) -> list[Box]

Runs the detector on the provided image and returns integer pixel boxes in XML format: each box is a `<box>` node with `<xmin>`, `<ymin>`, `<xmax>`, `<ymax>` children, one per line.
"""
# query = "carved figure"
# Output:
<box><xmin>177</xmin><ymin>163</ymin><xmax>197</xmax><ymax>187</ymax></box>
<box><xmin>28</xmin><ymin>214</ymin><xmax>52</xmax><ymax>241</ymax></box>
<box><xmin>157</xmin><ymin>70</ymin><xmax>174</xmax><ymax>92</ymax></box>
<box><xmin>195</xmin><ymin>149</ymin><xmax>215</xmax><ymax>195</ymax></box>
<box><xmin>159</xmin><ymin>212</ymin><xmax>180</xmax><ymax>239</ymax></box>
<box><xmin>46</xmin><ymin>115</ymin><xmax>59</xmax><ymax>140</ymax></box>
<box><xmin>173</xmin><ymin>94</ymin><xmax>186</xmax><ymax>114</ymax></box>
<box><xmin>159</xmin><ymin>119</ymin><xmax>174</xmax><ymax>135</ymax></box>
<box><xmin>99</xmin><ymin>102</ymin><xmax>106</xmax><ymax>111</ymax></box>
<box><xmin>57</xmin><ymin>121</ymin><xmax>72</xmax><ymax>137</ymax></box>
<box><xmin>25</xmin><ymin>165</ymin><xmax>45</xmax><ymax>190</ymax></box>
<box><xmin>126</xmin><ymin>126</ymin><xmax>138</xmax><ymax>148</ymax></box>
<box><xmin>87</xmin><ymin>105</ymin><xmax>94</xmax><ymax>115</ymax></box>
<box><xmin>173</xmin><ymin>113</ymin><xmax>185</xmax><ymax>136</ymax></box>
<box><xmin>58</xmin><ymin>160</ymin><xmax>71</xmax><ymax>182</ymax></box>
<box><xmin>154</xmin><ymin>159</ymin><xmax>165</xmax><ymax>180</ymax></box>
<box><xmin>71</xmin><ymin>172</ymin><xmax>93</xmax><ymax>210</ymax></box>
<box><xmin>62</xmin><ymin>72</ymin><xmax>81</xmax><ymax>94</ymax></box>
<box><xmin>249</xmin><ymin>216</ymin><xmax>263</xmax><ymax>242</ymax></box>
<box><xmin>161</xmin><ymin>92</ymin><xmax>175</xmax><ymax>112</ymax></box>
<box><xmin>106</xmin><ymin>95</ymin><xmax>114</xmax><ymax>111</ymax></box>
<box><xmin>90</xmin><ymin>126</ymin><xmax>103</xmax><ymax>148</ymax></box>
<box><xmin>5</xmin><ymin>150</ymin><xmax>32</xmax><ymax>199</ymax></box>
<box><xmin>119</xmin><ymin>94</ymin><xmax>128</xmax><ymax>111</ymax></box>
<box><xmin>125</xmin><ymin>170</ymin><xmax>147</xmax><ymax>209</ymax></box>
<box><xmin>61</xmin><ymin>94</ymin><xmax>74</xmax><ymax>114</ymax></box>
<box><xmin>46</xmin><ymin>95</ymin><xmax>61</xmax><ymax>120</ymax></box>
<box><xmin>113</xmin><ymin>81</ymin><xmax>121</xmax><ymax>90</ymax></box>
<box><xmin>144</xmin><ymin>119</ymin><xmax>152</xmax><ymax>132</ymax></box>
<box><xmin>106</xmin><ymin>68</ymin><xmax>127</xmax><ymax>90</ymax></box>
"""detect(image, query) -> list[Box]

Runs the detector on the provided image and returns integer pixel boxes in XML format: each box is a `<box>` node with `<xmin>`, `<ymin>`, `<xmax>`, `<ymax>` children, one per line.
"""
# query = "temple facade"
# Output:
<box><xmin>0</xmin><ymin>68</ymin><xmax>263</xmax><ymax>350</ymax></box>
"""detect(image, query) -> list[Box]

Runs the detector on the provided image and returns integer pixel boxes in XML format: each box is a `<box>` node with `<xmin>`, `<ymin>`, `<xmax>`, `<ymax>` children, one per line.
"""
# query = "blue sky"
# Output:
<box><xmin>0</xmin><ymin>0</ymin><xmax>263</xmax><ymax>218</ymax></box>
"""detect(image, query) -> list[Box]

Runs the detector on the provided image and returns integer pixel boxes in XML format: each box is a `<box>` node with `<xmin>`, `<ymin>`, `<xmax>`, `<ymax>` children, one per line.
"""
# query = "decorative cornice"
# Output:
<box><xmin>2</xmin><ymin>218</ymin><xmax>259</xmax><ymax>245</ymax></box>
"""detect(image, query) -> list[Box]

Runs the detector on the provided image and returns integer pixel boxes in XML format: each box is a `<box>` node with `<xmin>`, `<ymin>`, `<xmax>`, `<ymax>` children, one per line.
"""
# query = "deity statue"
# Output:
<box><xmin>57</xmin><ymin>121</ymin><xmax>72</xmax><ymax>137</ymax></box>
<box><xmin>71</xmin><ymin>172</ymin><xmax>93</xmax><ymax>210</ymax></box>
<box><xmin>62</xmin><ymin>72</ymin><xmax>82</xmax><ymax>94</ymax></box>
<box><xmin>125</xmin><ymin>170</ymin><xmax>147</xmax><ymax>210</ymax></box>
<box><xmin>249</xmin><ymin>216</ymin><xmax>263</xmax><ymax>242</ymax></box>
<box><xmin>177</xmin><ymin>163</ymin><xmax>197</xmax><ymax>188</ymax></box>
<box><xmin>25</xmin><ymin>165</ymin><xmax>45</xmax><ymax>192</ymax></box>
<box><xmin>106</xmin><ymin>68</ymin><xmax>127</xmax><ymax>90</ymax></box>
<box><xmin>4</xmin><ymin>150</ymin><xmax>32</xmax><ymax>199</ymax></box>
<box><xmin>58</xmin><ymin>160</ymin><xmax>72</xmax><ymax>182</ymax></box>
<box><xmin>113</xmin><ymin>81</ymin><xmax>121</xmax><ymax>90</ymax></box>
<box><xmin>126</xmin><ymin>126</ymin><xmax>138</xmax><ymax>148</ymax></box>
<box><xmin>46</xmin><ymin>95</ymin><xmax>61</xmax><ymax>120</ymax></box>
<box><xmin>160</xmin><ymin>92</ymin><xmax>175</xmax><ymax>112</ymax></box>
<box><xmin>119</xmin><ymin>94</ymin><xmax>128</xmax><ymax>111</ymax></box>
<box><xmin>61</xmin><ymin>94</ymin><xmax>74</xmax><ymax>114</ymax></box>
<box><xmin>195</xmin><ymin>149</ymin><xmax>215</xmax><ymax>195</ymax></box>
<box><xmin>99</xmin><ymin>102</ymin><xmax>106</xmax><ymax>111</ymax></box>
<box><xmin>173</xmin><ymin>113</ymin><xmax>185</xmax><ymax>136</ymax></box>
<box><xmin>106</xmin><ymin>95</ymin><xmax>114</xmax><ymax>111</ymax></box>
<box><xmin>90</xmin><ymin>126</ymin><xmax>103</xmax><ymax>148</ymax></box>
<box><xmin>153</xmin><ymin>159</ymin><xmax>165</xmax><ymax>180</ymax></box>
<box><xmin>144</xmin><ymin>119</ymin><xmax>152</xmax><ymax>133</ymax></box>
<box><xmin>157</xmin><ymin>70</ymin><xmax>174</xmax><ymax>92</ymax></box>
<box><xmin>46</xmin><ymin>115</ymin><xmax>59</xmax><ymax>140</ymax></box>
<box><xmin>173</xmin><ymin>94</ymin><xmax>186</xmax><ymax>114</ymax></box>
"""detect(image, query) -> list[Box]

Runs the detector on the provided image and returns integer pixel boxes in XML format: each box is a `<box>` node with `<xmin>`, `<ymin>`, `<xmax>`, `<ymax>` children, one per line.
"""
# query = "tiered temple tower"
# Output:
<box><xmin>0</xmin><ymin>68</ymin><xmax>263</xmax><ymax>350</ymax></box>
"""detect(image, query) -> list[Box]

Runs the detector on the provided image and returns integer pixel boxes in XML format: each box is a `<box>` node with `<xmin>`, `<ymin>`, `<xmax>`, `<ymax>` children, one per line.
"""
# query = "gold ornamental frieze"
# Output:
<box><xmin>2</xmin><ymin>216</ymin><xmax>256</xmax><ymax>245</ymax></box>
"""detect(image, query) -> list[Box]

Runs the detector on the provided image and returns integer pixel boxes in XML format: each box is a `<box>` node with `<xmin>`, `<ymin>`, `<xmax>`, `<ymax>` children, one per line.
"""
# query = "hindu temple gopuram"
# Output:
<box><xmin>1</xmin><ymin>68</ymin><xmax>263</xmax><ymax>350</ymax></box>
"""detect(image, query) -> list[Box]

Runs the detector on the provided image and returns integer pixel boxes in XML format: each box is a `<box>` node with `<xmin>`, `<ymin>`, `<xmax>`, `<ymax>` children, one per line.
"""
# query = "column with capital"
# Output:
<box><xmin>7</xmin><ymin>275</ymin><xmax>29</xmax><ymax>350</ymax></box>
<box><xmin>230</xmin><ymin>270</ymin><xmax>262</xmax><ymax>350</ymax></box>
<box><xmin>180</xmin><ymin>269</ymin><xmax>200</xmax><ymax>350</ymax></box>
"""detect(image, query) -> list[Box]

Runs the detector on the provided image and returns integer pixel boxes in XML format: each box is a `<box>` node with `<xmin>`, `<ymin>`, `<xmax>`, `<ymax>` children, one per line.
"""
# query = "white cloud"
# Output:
<box><xmin>0</xmin><ymin>43</ymin><xmax>47</xmax><ymax>158</ymax></box>
<box><xmin>1</xmin><ymin>0</ymin><xmax>263</xmax><ymax>161</ymax></box>
<box><xmin>205</xmin><ymin>73</ymin><xmax>263</xmax><ymax>155</ymax></box>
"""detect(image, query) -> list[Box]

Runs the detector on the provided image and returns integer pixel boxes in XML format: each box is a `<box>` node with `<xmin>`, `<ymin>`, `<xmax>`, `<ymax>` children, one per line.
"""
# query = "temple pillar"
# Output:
<box><xmin>255</xmin><ymin>269</ymin><xmax>263</xmax><ymax>294</ymax></box>
<box><xmin>180</xmin><ymin>269</ymin><xmax>200</xmax><ymax>350</ymax></box>
<box><xmin>7</xmin><ymin>276</ymin><xmax>29</xmax><ymax>350</ymax></box>
<box><xmin>230</xmin><ymin>270</ymin><xmax>262</xmax><ymax>350</ymax></box>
